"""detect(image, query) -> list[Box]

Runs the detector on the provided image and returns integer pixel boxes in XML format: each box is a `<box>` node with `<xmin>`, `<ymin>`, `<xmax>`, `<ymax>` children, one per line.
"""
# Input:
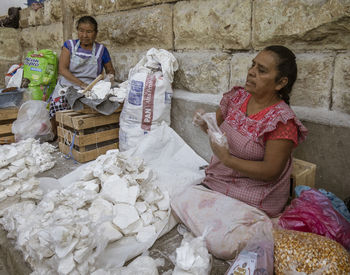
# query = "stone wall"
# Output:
<box><xmin>0</xmin><ymin>0</ymin><xmax>349</xmax><ymax>198</ymax></box>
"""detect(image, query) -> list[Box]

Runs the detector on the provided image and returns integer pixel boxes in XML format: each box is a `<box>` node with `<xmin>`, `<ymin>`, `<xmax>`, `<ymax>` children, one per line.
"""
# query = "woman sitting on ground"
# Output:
<box><xmin>171</xmin><ymin>45</ymin><xmax>308</xmax><ymax>259</ymax></box>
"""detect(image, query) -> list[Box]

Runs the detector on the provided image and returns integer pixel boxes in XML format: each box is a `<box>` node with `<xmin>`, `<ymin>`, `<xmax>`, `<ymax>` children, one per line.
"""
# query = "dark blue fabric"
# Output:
<box><xmin>63</xmin><ymin>40</ymin><xmax>111</xmax><ymax>64</ymax></box>
<box><xmin>27</xmin><ymin>0</ymin><xmax>45</xmax><ymax>6</ymax></box>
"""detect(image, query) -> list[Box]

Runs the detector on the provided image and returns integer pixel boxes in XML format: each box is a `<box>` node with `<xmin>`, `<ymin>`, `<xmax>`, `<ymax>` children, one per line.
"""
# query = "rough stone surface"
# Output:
<box><xmin>20</xmin><ymin>23</ymin><xmax>63</xmax><ymax>55</ymax></box>
<box><xmin>173</xmin><ymin>51</ymin><xmax>231</xmax><ymax>94</ymax></box>
<box><xmin>43</xmin><ymin>0</ymin><xmax>62</xmax><ymax>25</ymax></box>
<box><xmin>290</xmin><ymin>53</ymin><xmax>334</xmax><ymax>108</ymax></box>
<box><xmin>333</xmin><ymin>53</ymin><xmax>350</xmax><ymax>114</ymax></box>
<box><xmin>92</xmin><ymin>0</ymin><xmax>117</xmax><ymax>15</ymax></box>
<box><xmin>66</xmin><ymin>0</ymin><xmax>92</xmax><ymax>16</ymax></box>
<box><xmin>253</xmin><ymin>0</ymin><xmax>350</xmax><ymax>50</ymax></box>
<box><xmin>110</xmin><ymin>51</ymin><xmax>146</xmax><ymax>82</ymax></box>
<box><xmin>19</xmin><ymin>8</ymin><xmax>35</xmax><ymax>28</ymax></box>
<box><xmin>174</xmin><ymin>0</ymin><xmax>251</xmax><ymax>50</ymax></box>
<box><xmin>0</xmin><ymin>29</ymin><xmax>21</xmax><ymax>62</ymax></box>
<box><xmin>294</xmin><ymin>121</ymin><xmax>350</xmax><ymax>200</ymax></box>
<box><xmin>116</xmin><ymin>0</ymin><xmax>177</xmax><ymax>11</ymax></box>
<box><xmin>230</xmin><ymin>52</ymin><xmax>255</xmax><ymax>88</ymax></box>
<box><xmin>171</xmin><ymin>93</ymin><xmax>218</xmax><ymax>162</ymax></box>
<box><xmin>96</xmin><ymin>4</ymin><xmax>173</xmax><ymax>51</ymax></box>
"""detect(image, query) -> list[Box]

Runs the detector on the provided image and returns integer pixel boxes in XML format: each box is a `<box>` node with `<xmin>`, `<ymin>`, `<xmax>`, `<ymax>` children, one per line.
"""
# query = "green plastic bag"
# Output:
<box><xmin>23</xmin><ymin>49</ymin><xmax>58</xmax><ymax>101</ymax></box>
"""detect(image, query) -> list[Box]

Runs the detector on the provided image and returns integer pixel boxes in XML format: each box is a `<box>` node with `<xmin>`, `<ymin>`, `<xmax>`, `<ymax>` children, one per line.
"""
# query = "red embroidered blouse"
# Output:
<box><xmin>202</xmin><ymin>87</ymin><xmax>308</xmax><ymax>217</ymax></box>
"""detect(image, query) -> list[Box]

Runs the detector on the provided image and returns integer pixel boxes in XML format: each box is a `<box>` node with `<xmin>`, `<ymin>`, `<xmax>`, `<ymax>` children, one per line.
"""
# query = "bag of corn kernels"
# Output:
<box><xmin>274</xmin><ymin>229</ymin><xmax>350</xmax><ymax>275</ymax></box>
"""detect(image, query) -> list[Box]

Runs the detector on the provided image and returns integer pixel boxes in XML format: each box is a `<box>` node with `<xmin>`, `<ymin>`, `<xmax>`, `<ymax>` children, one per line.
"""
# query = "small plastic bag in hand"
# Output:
<box><xmin>202</xmin><ymin>112</ymin><xmax>228</xmax><ymax>148</ymax></box>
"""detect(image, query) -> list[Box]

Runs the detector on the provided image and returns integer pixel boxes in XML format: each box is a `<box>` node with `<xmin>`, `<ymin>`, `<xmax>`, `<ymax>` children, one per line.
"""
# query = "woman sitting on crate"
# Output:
<box><xmin>171</xmin><ymin>45</ymin><xmax>308</xmax><ymax>259</ymax></box>
<box><xmin>49</xmin><ymin>16</ymin><xmax>115</xmax><ymax>134</ymax></box>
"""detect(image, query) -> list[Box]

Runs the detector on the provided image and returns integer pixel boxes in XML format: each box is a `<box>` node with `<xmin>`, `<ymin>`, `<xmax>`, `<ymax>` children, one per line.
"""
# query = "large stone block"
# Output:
<box><xmin>43</xmin><ymin>0</ymin><xmax>62</xmax><ymax>25</ymax></box>
<box><xmin>34</xmin><ymin>7</ymin><xmax>44</xmax><ymax>26</ymax></box>
<box><xmin>20</xmin><ymin>27</ymin><xmax>37</xmax><ymax>55</ymax></box>
<box><xmin>173</xmin><ymin>51</ymin><xmax>230</xmax><ymax>94</ymax></box>
<box><xmin>171</xmin><ymin>93</ymin><xmax>218</xmax><ymax>162</ymax></box>
<box><xmin>174</xmin><ymin>0</ymin><xmax>251</xmax><ymax>50</ymax></box>
<box><xmin>290</xmin><ymin>53</ymin><xmax>333</xmax><ymax>108</ymax></box>
<box><xmin>0</xmin><ymin>29</ymin><xmax>21</xmax><ymax>61</ymax></box>
<box><xmin>294</xmin><ymin>121</ymin><xmax>350</xmax><ymax>200</ymax></box>
<box><xmin>253</xmin><ymin>0</ymin><xmax>350</xmax><ymax>50</ymax></box>
<box><xmin>36</xmin><ymin>23</ymin><xmax>64</xmax><ymax>52</ymax></box>
<box><xmin>19</xmin><ymin>8</ymin><xmax>35</xmax><ymax>28</ymax></box>
<box><xmin>66</xmin><ymin>0</ymin><xmax>92</xmax><ymax>16</ymax></box>
<box><xmin>92</xmin><ymin>0</ymin><xmax>116</xmax><ymax>15</ymax></box>
<box><xmin>20</xmin><ymin>24</ymin><xmax>63</xmax><ymax>55</ymax></box>
<box><xmin>110</xmin><ymin>51</ymin><xmax>146</xmax><ymax>82</ymax></box>
<box><xmin>116</xmin><ymin>0</ymin><xmax>177</xmax><ymax>11</ymax></box>
<box><xmin>96</xmin><ymin>5</ymin><xmax>173</xmax><ymax>50</ymax></box>
<box><xmin>19</xmin><ymin>6</ymin><xmax>46</xmax><ymax>27</ymax></box>
<box><xmin>333</xmin><ymin>53</ymin><xmax>350</xmax><ymax>115</ymax></box>
<box><xmin>230</xmin><ymin>52</ymin><xmax>256</xmax><ymax>88</ymax></box>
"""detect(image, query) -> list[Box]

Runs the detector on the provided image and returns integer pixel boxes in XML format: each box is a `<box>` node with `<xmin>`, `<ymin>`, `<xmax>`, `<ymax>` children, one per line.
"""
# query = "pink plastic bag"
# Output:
<box><xmin>278</xmin><ymin>189</ymin><xmax>350</xmax><ymax>250</ymax></box>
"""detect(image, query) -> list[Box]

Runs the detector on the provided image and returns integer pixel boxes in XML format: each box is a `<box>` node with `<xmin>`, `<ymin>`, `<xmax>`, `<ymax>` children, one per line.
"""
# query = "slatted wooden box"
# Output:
<box><xmin>290</xmin><ymin>158</ymin><xmax>317</xmax><ymax>198</ymax></box>
<box><xmin>56</xmin><ymin>106</ymin><xmax>121</xmax><ymax>163</ymax></box>
<box><xmin>0</xmin><ymin>107</ymin><xmax>18</xmax><ymax>144</ymax></box>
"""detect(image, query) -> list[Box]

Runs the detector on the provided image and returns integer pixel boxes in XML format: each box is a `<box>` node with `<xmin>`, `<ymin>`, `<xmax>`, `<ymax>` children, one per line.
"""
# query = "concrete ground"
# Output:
<box><xmin>0</xmin><ymin>142</ymin><xmax>230</xmax><ymax>275</ymax></box>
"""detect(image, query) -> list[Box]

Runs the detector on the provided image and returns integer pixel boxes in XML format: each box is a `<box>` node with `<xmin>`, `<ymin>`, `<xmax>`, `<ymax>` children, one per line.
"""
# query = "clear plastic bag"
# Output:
<box><xmin>12</xmin><ymin>100</ymin><xmax>54</xmax><ymax>142</ymax></box>
<box><xmin>172</xmin><ymin>229</ymin><xmax>212</xmax><ymax>275</ymax></box>
<box><xmin>200</xmin><ymin>112</ymin><xmax>228</xmax><ymax>148</ymax></box>
<box><xmin>225</xmin><ymin>228</ymin><xmax>274</xmax><ymax>275</ymax></box>
<box><xmin>278</xmin><ymin>188</ymin><xmax>350</xmax><ymax>250</ymax></box>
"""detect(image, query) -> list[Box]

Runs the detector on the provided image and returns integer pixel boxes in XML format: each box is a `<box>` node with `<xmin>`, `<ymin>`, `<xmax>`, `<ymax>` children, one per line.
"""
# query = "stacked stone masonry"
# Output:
<box><xmin>0</xmin><ymin>0</ymin><xmax>349</xmax><ymax>197</ymax></box>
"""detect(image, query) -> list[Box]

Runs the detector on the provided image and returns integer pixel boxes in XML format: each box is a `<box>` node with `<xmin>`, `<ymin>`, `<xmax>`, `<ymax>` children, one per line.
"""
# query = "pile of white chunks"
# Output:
<box><xmin>0</xmin><ymin>138</ymin><xmax>56</xmax><ymax>211</ymax></box>
<box><xmin>1</xmin><ymin>149</ymin><xmax>170</xmax><ymax>275</ymax></box>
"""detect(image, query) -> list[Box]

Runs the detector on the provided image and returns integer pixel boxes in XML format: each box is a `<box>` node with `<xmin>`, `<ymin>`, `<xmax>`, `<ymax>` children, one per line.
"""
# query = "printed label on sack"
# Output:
<box><xmin>128</xmin><ymin>80</ymin><xmax>144</xmax><ymax>106</ymax></box>
<box><xmin>226</xmin><ymin>251</ymin><xmax>257</xmax><ymax>275</ymax></box>
<box><xmin>165</xmin><ymin>91</ymin><xmax>172</xmax><ymax>104</ymax></box>
<box><xmin>141</xmin><ymin>74</ymin><xmax>156</xmax><ymax>131</ymax></box>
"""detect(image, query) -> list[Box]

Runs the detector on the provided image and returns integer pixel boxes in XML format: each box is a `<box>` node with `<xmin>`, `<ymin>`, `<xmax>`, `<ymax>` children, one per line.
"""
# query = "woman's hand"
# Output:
<box><xmin>193</xmin><ymin>109</ymin><xmax>205</xmax><ymax>126</ymax></box>
<box><xmin>209</xmin><ymin>131</ymin><xmax>230</xmax><ymax>164</ymax></box>
<box><xmin>80</xmin><ymin>82</ymin><xmax>88</xmax><ymax>89</ymax></box>
<box><xmin>193</xmin><ymin>109</ymin><xmax>209</xmax><ymax>133</ymax></box>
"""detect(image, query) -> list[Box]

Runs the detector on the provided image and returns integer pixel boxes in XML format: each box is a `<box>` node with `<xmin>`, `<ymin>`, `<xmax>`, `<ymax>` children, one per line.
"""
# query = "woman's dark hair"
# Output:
<box><xmin>76</xmin><ymin>16</ymin><xmax>98</xmax><ymax>32</ymax></box>
<box><xmin>264</xmin><ymin>45</ymin><xmax>297</xmax><ymax>105</ymax></box>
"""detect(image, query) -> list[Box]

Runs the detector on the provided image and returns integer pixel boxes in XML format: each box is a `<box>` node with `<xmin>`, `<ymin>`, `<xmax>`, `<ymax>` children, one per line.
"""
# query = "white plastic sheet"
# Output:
<box><xmin>52</xmin><ymin>123</ymin><xmax>207</xmax><ymax>269</ymax></box>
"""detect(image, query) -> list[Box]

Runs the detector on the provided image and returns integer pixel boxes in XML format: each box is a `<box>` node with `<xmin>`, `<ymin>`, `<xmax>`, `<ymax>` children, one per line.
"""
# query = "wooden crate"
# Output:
<box><xmin>290</xmin><ymin>158</ymin><xmax>317</xmax><ymax>198</ymax></box>
<box><xmin>0</xmin><ymin>107</ymin><xmax>18</xmax><ymax>144</ymax></box>
<box><xmin>56</xmin><ymin>108</ymin><xmax>121</xmax><ymax>163</ymax></box>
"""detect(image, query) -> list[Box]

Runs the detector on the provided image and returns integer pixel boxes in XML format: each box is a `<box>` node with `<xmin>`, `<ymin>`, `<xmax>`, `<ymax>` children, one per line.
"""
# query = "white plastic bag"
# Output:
<box><xmin>119</xmin><ymin>48</ymin><xmax>178</xmax><ymax>151</ymax></box>
<box><xmin>5</xmin><ymin>64</ymin><xmax>22</xmax><ymax>87</ymax></box>
<box><xmin>225</xmin><ymin>229</ymin><xmax>274</xmax><ymax>275</ymax></box>
<box><xmin>12</xmin><ymin>100</ymin><xmax>54</xmax><ymax>142</ymax></box>
<box><xmin>173</xmin><ymin>230</ymin><xmax>212</xmax><ymax>275</ymax></box>
<box><xmin>6</xmin><ymin>68</ymin><xmax>23</xmax><ymax>88</ymax></box>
